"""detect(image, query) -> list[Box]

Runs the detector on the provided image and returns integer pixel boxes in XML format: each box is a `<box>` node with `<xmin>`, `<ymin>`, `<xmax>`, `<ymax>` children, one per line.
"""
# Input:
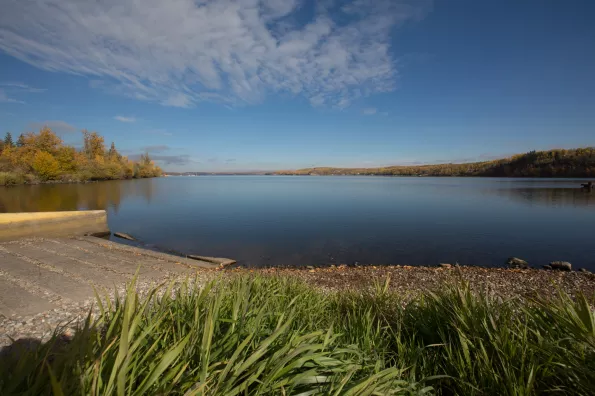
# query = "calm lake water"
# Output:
<box><xmin>2</xmin><ymin>176</ymin><xmax>595</xmax><ymax>270</ymax></box>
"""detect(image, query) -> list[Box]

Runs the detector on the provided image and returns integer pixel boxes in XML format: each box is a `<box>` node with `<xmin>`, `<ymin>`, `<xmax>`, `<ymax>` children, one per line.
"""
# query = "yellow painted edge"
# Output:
<box><xmin>0</xmin><ymin>210</ymin><xmax>106</xmax><ymax>224</ymax></box>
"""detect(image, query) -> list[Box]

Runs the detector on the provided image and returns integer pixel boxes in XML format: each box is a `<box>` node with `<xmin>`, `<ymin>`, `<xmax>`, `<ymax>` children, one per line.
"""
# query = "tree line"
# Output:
<box><xmin>276</xmin><ymin>148</ymin><xmax>595</xmax><ymax>177</ymax></box>
<box><xmin>0</xmin><ymin>128</ymin><xmax>162</xmax><ymax>185</ymax></box>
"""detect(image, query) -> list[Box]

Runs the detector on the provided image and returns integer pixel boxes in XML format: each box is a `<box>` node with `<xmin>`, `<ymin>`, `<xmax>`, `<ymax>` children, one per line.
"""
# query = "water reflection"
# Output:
<box><xmin>0</xmin><ymin>179</ymin><xmax>156</xmax><ymax>213</ymax></box>
<box><xmin>487</xmin><ymin>188</ymin><xmax>595</xmax><ymax>208</ymax></box>
<box><xmin>2</xmin><ymin>179</ymin><xmax>593</xmax><ymax>214</ymax></box>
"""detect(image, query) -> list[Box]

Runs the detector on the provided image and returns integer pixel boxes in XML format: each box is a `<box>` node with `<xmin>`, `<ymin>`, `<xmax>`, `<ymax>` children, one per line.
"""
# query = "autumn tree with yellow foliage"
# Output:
<box><xmin>0</xmin><ymin>127</ymin><xmax>162</xmax><ymax>185</ymax></box>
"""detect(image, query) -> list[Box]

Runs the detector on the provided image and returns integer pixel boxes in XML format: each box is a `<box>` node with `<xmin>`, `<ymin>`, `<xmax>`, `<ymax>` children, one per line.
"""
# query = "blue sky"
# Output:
<box><xmin>1</xmin><ymin>0</ymin><xmax>594</xmax><ymax>171</ymax></box>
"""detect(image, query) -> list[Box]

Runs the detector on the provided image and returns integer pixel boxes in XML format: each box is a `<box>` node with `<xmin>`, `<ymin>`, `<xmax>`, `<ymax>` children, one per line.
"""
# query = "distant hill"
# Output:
<box><xmin>275</xmin><ymin>148</ymin><xmax>595</xmax><ymax>177</ymax></box>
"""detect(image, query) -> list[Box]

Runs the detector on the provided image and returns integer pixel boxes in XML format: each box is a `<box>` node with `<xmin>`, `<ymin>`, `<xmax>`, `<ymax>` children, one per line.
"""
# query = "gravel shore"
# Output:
<box><xmin>0</xmin><ymin>273</ymin><xmax>214</xmax><ymax>347</ymax></box>
<box><xmin>237</xmin><ymin>265</ymin><xmax>595</xmax><ymax>299</ymax></box>
<box><xmin>2</xmin><ymin>265</ymin><xmax>594</xmax><ymax>347</ymax></box>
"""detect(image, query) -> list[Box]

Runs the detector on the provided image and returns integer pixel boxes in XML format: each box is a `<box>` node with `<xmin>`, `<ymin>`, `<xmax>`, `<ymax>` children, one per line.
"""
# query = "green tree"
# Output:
<box><xmin>108</xmin><ymin>142</ymin><xmax>122</xmax><ymax>161</ymax></box>
<box><xmin>16</xmin><ymin>134</ymin><xmax>25</xmax><ymax>147</ymax></box>
<box><xmin>4</xmin><ymin>132</ymin><xmax>13</xmax><ymax>147</ymax></box>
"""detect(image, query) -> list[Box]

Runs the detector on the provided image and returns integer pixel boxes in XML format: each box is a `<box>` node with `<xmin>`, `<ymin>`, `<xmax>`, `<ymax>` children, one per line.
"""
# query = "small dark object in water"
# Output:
<box><xmin>550</xmin><ymin>261</ymin><xmax>572</xmax><ymax>271</ymax></box>
<box><xmin>580</xmin><ymin>181</ymin><xmax>594</xmax><ymax>190</ymax></box>
<box><xmin>114</xmin><ymin>232</ymin><xmax>136</xmax><ymax>241</ymax></box>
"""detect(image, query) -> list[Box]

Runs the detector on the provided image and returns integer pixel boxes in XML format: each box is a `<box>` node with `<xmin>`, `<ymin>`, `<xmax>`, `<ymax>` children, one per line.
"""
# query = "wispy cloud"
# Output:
<box><xmin>28</xmin><ymin>120</ymin><xmax>77</xmax><ymax>134</ymax></box>
<box><xmin>129</xmin><ymin>153</ymin><xmax>193</xmax><ymax>166</ymax></box>
<box><xmin>0</xmin><ymin>89</ymin><xmax>24</xmax><ymax>104</ymax></box>
<box><xmin>143</xmin><ymin>145</ymin><xmax>170</xmax><ymax>153</ymax></box>
<box><xmin>0</xmin><ymin>82</ymin><xmax>46</xmax><ymax>93</ymax></box>
<box><xmin>0</xmin><ymin>82</ymin><xmax>46</xmax><ymax>103</ymax></box>
<box><xmin>362</xmin><ymin>108</ymin><xmax>377</xmax><ymax>115</ymax></box>
<box><xmin>143</xmin><ymin>129</ymin><xmax>173</xmax><ymax>137</ymax></box>
<box><xmin>0</xmin><ymin>0</ymin><xmax>430</xmax><ymax>108</ymax></box>
<box><xmin>114</xmin><ymin>115</ymin><xmax>136</xmax><ymax>123</ymax></box>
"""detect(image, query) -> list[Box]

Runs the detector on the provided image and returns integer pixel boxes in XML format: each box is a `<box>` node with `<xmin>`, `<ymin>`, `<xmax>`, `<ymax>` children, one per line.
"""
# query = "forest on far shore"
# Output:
<box><xmin>276</xmin><ymin>148</ymin><xmax>595</xmax><ymax>177</ymax></box>
<box><xmin>0</xmin><ymin>128</ymin><xmax>162</xmax><ymax>186</ymax></box>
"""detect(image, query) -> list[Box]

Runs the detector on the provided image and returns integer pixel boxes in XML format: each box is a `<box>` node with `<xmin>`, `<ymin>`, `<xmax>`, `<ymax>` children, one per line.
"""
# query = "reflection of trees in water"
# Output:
<box><xmin>132</xmin><ymin>178</ymin><xmax>154</xmax><ymax>204</ymax></box>
<box><xmin>0</xmin><ymin>179</ymin><xmax>157</xmax><ymax>213</ymax></box>
<box><xmin>488</xmin><ymin>188</ymin><xmax>595</xmax><ymax>208</ymax></box>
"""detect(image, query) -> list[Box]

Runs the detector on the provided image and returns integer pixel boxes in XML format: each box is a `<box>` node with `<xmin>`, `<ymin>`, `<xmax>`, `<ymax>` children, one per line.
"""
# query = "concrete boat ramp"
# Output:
<box><xmin>0</xmin><ymin>236</ymin><xmax>220</xmax><ymax>319</ymax></box>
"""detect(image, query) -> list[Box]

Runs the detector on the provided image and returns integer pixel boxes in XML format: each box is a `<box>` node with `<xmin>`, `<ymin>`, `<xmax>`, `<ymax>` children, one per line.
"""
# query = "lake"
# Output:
<box><xmin>2</xmin><ymin>176</ymin><xmax>595</xmax><ymax>270</ymax></box>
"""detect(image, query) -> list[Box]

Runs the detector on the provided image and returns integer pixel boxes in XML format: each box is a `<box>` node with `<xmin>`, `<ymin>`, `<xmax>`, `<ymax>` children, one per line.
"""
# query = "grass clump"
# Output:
<box><xmin>0</xmin><ymin>276</ymin><xmax>594</xmax><ymax>395</ymax></box>
<box><xmin>0</xmin><ymin>171</ymin><xmax>24</xmax><ymax>186</ymax></box>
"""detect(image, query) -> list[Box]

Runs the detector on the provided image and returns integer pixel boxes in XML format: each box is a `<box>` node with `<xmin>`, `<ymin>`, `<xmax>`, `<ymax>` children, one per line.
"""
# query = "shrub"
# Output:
<box><xmin>70</xmin><ymin>170</ymin><xmax>94</xmax><ymax>182</ymax></box>
<box><xmin>32</xmin><ymin>151</ymin><xmax>61</xmax><ymax>181</ymax></box>
<box><xmin>104</xmin><ymin>162</ymin><xmax>124</xmax><ymax>179</ymax></box>
<box><xmin>56</xmin><ymin>146</ymin><xmax>77</xmax><ymax>173</ymax></box>
<box><xmin>0</xmin><ymin>172</ymin><xmax>24</xmax><ymax>186</ymax></box>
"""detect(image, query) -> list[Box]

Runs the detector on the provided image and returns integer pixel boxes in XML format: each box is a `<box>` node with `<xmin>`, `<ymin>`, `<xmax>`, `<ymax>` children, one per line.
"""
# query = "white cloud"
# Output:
<box><xmin>114</xmin><ymin>116</ymin><xmax>136</xmax><ymax>123</ymax></box>
<box><xmin>0</xmin><ymin>0</ymin><xmax>429</xmax><ymax>108</ymax></box>
<box><xmin>362</xmin><ymin>107</ymin><xmax>377</xmax><ymax>115</ymax></box>
<box><xmin>161</xmin><ymin>94</ymin><xmax>193</xmax><ymax>108</ymax></box>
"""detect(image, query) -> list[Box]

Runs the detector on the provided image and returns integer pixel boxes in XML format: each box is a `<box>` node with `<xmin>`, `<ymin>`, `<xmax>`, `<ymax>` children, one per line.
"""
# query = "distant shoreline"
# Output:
<box><xmin>164</xmin><ymin>173</ymin><xmax>595</xmax><ymax>180</ymax></box>
<box><xmin>273</xmin><ymin>147</ymin><xmax>595</xmax><ymax>178</ymax></box>
<box><xmin>163</xmin><ymin>147</ymin><xmax>595</xmax><ymax>178</ymax></box>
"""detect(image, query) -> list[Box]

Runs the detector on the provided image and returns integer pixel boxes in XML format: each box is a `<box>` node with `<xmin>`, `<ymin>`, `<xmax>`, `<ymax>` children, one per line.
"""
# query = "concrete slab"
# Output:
<box><xmin>47</xmin><ymin>239</ymin><xmax>192</xmax><ymax>276</ymax></box>
<box><xmin>78</xmin><ymin>237</ymin><xmax>221</xmax><ymax>268</ymax></box>
<box><xmin>0</xmin><ymin>251</ymin><xmax>99</xmax><ymax>302</ymax></box>
<box><xmin>0</xmin><ymin>236</ymin><xmax>220</xmax><ymax>319</ymax></box>
<box><xmin>30</xmin><ymin>240</ymin><xmax>157</xmax><ymax>275</ymax></box>
<box><xmin>1</xmin><ymin>242</ymin><xmax>130</xmax><ymax>287</ymax></box>
<box><xmin>0</xmin><ymin>277</ymin><xmax>56</xmax><ymax>318</ymax></box>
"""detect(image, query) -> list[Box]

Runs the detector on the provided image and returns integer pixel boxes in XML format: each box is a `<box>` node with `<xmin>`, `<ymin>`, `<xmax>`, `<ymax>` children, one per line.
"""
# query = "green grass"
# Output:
<box><xmin>1</xmin><ymin>275</ymin><xmax>594</xmax><ymax>395</ymax></box>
